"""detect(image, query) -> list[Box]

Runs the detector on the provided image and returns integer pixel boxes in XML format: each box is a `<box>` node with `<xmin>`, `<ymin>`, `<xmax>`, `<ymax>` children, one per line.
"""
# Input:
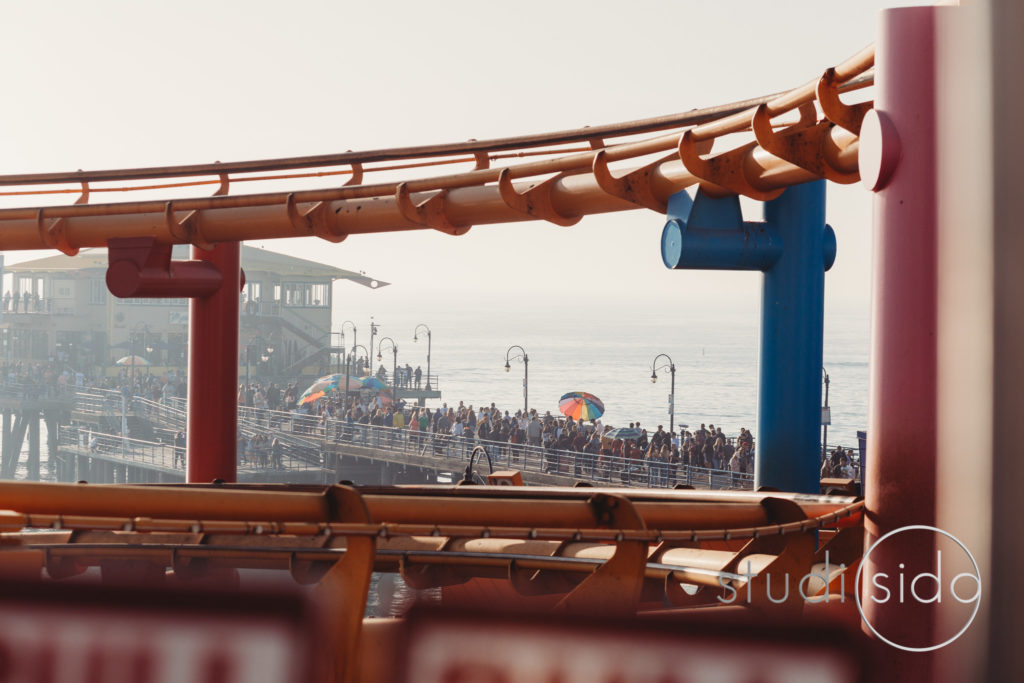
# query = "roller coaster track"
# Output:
<box><xmin>0</xmin><ymin>481</ymin><xmax>863</xmax><ymax>612</ymax></box>
<box><xmin>0</xmin><ymin>46</ymin><xmax>872</xmax><ymax>254</ymax></box>
<box><xmin>0</xmin><ymin>45</ymin><xmax>878</xmax><ymax>680</ymax></box>
<box><xmin>0</xmin><ymin>42</ymin><xmax>878</xmax><ymax>587</ymax></box>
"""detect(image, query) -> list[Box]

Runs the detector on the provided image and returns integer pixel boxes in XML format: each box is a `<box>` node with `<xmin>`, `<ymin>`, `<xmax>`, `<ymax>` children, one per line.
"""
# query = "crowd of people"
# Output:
<box><xmin>0</xmin><ymin>359</ymin><xmax>188</xmax><ymax>403</ymax></box>
<box><xmin>2</xmin><ymin>290</ymin><xmax>48</xmax><ymax>314</ymax></box>
<box><xmin>1</xmin><ymin>360</ymin><xmax>76</xmax><ymax>393</ymax></box>
<box><xmin>372</xmin><ymin>363</ymin><xmax>424</xmax><ymax>389</ymax></box>
<box><xmin>286</xmin><ymin>389</ymin><xmax>762</xmax><ymax>485</ymax></box>
<box><xmin>236</xmin><ymin>432</ymin><xmax>283</xmax><ymax>469</ymax></box>
<box><xmin>821</xmin><ymin>446</ymin><xmax>858</xmax><ymax>479</ymax></box>
<box><xmin>0</xmin><ymin>359</ymin><xmax>859</xmax><ymax>484</ymax></box>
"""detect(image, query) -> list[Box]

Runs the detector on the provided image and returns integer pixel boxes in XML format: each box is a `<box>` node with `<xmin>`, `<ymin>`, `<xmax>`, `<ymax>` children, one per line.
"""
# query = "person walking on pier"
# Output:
<box><xmin>390</xmin><ymin>407</ymin><xmax>404</xmax><ymax>447</ymax></box>
<box><xmin>174</xmin><ymin>431</ymin><xmax>185</xmax><ymax>468</ymax></box>
<box><xmin>527</xmin><ymin>414</ymin><xmax>542</xmax><ymax>447</ymax></box>
<box><xmin>271</xmin><ymin>437</ymin><xmax>283</xmax><ymax>469</ymax></box>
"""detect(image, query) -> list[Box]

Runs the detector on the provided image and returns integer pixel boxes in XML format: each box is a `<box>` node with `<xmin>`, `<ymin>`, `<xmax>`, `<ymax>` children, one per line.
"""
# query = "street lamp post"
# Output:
<box><xmin>339</xmin><ymin>323</ymin><xmax>356</xmax><ymax>413</ymax></box>
<box><xmin>341</xmin><ymin>319</ymin><xmax>357</xmax><ymax>378</ymax></box>
<box><xmin>821</xmin><ymin>367</ymin><xmax>831</xmax><ymax>458</ymax></box>
<box><xmin>650</xmin><ymin>353</ymin><xmax>676</xmax><ymax>435</ymax></box>
<box><xmin>413</xmin><ymin>324</ymin><xmax>432</xmax><ymax>391</ymax></box>
<box><xmin>244</xmin><ymin>337</ymin><xmax>274</xmax><ymax>389</ymax></box>
<box><xmin>378</xmin><ymin>337</ymin><xmax>397</xmax><ymax>389</ymax></box>
<box><xmin>333</xmin><ymin>331</ymin><xmax>344</xmax><ymax>378</ymax></box>
<box><xmin>504</xmin><ymin>345</ymin><xmax>528</xmax><ymax>414</ymax></box>
<box><xmin>369</xmin><ymin>319</ymin><xmax>378</xmax><ymax>370</ymax></box>
<box><xmin>338</xmin><ymin>332</ymin><xmax>349</xmax><ymax>411</ymax></box>
<box><xmin>130</xmin><ymin>323</ymin><xmax>151</xmax><ymax>388</ymax></box>
<box><xmin>345</xmin><ymin>344</ymin><xmax>370</xmax><ymax>431</ymax></box>
<box><xmin>351</xmin><ymin>344</ymin><xmax>370</xmax><ymax>369</ymax></box>
<box><xmin>350</xmin><ymin>343</ymin><xmax>370</xmax><ymax>394</ymax></box>
<box><xmin>261</xmin><ymin>342</ymin><xmax>274</xmax><ymax>370</ymax></box>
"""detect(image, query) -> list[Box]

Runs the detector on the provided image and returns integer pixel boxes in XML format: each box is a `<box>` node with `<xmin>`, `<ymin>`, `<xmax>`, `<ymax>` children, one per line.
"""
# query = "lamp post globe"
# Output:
<box><xmin>650</xmin><ymin>354</ymin><xmax>676</xmax><ymax>435</ymax></box>
<box><xmin>504</xmin><ymin>345</ymin><xmax>528</xmax><ymax>413</ymax></box>
<box><xmin>378</xmin><ymin>337</ymin><xmax>397</xmax><ymax>388</ymax></box>
<box><xmin>414</xmin><ymin>324</ymin><xmax>432</xmax><ymax>391</ymax></box>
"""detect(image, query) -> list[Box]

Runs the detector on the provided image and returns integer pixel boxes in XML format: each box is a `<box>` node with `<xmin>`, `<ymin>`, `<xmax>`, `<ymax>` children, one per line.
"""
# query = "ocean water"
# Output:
<box><xmin>365</xmin><ymin>306</ymin><xmax>869</xmax><ymax>448</ymax></box>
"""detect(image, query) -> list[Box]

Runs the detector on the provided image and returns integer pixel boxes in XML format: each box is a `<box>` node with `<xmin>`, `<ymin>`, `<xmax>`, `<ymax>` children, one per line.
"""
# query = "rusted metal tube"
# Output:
<box><xmin>19</xmin><ymin>543</ymin><xmax>795</xmax><ymax>595</ymax></box>
<box><xmin>0</xmin><ymin>482</ymin><xmax>329</xmax><ymax>521</ymax></box>
<box><xmin>0</xmin><ymin>482</ymin><xmax>855</xmax><ymax>528</ymax></box>
<box><xmin>0</xmin><ymin>57</ymin><xmax>871</xmax><ymax>189</ymax></box>
<box><xmin>105</xmin><ymin>237</ymin><xmax>223</xmax><ymax>298</ymax></box>
<box><xmin>360</xmin><ymin>495</ymin><xmax>769</xmax><ymax>529</ymax></box>
<box><xmin>0</xmin><ymin>134</ymin><xmax>859</xmax><ymax>252</ymax></box>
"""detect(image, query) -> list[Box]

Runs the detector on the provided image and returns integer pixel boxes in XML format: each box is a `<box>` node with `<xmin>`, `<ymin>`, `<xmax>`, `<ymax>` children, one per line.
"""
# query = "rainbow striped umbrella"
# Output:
<box><xmin>558</xmin><ymin>391</ymin><xmax>605</xmax><ymax>421</ymax></box>
<box><xmin>298</xmin><ymin>374</ymin><xmax>362</xmax><ymax>406</ymax></box>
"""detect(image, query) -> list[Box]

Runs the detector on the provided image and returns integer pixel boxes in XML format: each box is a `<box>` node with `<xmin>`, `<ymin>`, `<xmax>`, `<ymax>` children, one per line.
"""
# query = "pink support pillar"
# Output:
<box><xmin>187</xmin><ymin>242</ymin><xmax>241</xmax><ymax>483</ymax></box>
<box><xmin>860</xmin><ymin>6</ymin><xmax>939</xmax><ymax>675</ymax></box>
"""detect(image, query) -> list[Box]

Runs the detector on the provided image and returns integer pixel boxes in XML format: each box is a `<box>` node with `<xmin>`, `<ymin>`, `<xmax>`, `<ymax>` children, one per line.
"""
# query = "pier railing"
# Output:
<box><xmin>58</xmin><ymin>423</ymin><xmax>324</xmax><ymax>475</ymax></box>
<box><xmin>66</xmin><ymin>389</ymin><xmax>759</xmax><ymax>489</ymax></box>
<box><xmin>327</xmin><ymin>421</ymin><xmax>753</xmax><ymax>490</ymax></box>
<box><xmin>59</xmin><ymin>427</ymin><xmax>180</xmax><ymax>472</ymax></box>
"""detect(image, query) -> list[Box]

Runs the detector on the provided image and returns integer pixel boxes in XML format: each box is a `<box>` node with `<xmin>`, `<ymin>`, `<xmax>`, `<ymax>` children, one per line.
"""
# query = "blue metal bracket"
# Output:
<box><xmin>660</xmin><ymin>181</ymin><xmax>836</xmax><ymax>493</ymax></box>
<box><xmin>661</xmin><ymin>190</ymin><xmax>783</xmax><ymax>271</ymax></box>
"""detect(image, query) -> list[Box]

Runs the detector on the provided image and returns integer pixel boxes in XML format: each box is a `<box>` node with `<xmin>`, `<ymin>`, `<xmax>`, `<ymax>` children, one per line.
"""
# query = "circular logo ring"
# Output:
<box><xmin>855</xmin><ymin>524</ymin><xmax>981</xmax><ymax>653</ymax></box>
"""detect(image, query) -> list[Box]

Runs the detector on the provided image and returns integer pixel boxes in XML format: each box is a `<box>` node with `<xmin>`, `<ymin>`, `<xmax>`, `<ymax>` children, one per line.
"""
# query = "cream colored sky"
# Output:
<box><xmin>0</xmin><ymin>0</ymin><xmax>930</xmax><ymax>317</ymax></box>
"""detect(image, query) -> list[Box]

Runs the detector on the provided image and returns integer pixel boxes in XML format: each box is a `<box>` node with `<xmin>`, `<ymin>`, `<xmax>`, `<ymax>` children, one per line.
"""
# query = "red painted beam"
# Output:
<box><xmin>187</xmin><ymin>242</ymin><xmax>241</xmax><ymax>484</ymax></box>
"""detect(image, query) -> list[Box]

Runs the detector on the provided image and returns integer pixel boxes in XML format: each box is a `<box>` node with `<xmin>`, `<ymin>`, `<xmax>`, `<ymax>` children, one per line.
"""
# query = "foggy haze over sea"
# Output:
<box><xmin>339</xmin><ymin>304</ymin><xmax>869</xmax><ymax>449</ymax></box>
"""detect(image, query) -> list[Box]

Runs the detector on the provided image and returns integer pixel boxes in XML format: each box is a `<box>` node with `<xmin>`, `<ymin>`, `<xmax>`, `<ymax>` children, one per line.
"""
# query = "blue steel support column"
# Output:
<box><xmin>757</xmin><ymin>181</ymin><xmax>832</xmax><ymax>493</ymax></box>
<box><xmin>661</xmin><ymin>181</ymin><xmax>834</xmax><ymax>494</ymax></box>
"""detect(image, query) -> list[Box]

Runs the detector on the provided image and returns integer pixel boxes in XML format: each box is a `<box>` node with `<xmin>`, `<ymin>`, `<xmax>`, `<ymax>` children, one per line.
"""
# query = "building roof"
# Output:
<box><xmin>4</xmin><ymin>245</ymin><xmax>388</xmax><ymax>289</ymax></box>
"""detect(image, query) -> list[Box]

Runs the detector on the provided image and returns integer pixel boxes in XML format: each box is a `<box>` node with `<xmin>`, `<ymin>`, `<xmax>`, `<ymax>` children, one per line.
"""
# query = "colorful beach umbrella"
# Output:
<box><xmin>603</xmin><ymin>426</ymin><xmax>642</xmax><ymax>441</ymax></box>
<box><xmin>558</xmin><ymin>391</ymin><xmax>605</xmax><ymax>421</ymax></box>
<box><xmin>115</xmin><ymin>355</ymin><xmax>150</xmax><ymax>367</ymax></box>
<box><xmin>360</xmin><ymin>376</ymin><xmax>387</xmax><ymax>391</ymax></box>
<box><xmin>298</xmin><ymin>374</ymin><xmax>362</xmax><ymax>405</ymax></box>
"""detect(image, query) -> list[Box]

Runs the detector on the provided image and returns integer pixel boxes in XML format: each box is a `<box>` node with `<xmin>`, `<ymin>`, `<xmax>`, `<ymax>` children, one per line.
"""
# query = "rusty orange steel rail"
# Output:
<box><xmin>0</xmin><ymin>482</ymin><xmax>864</xmax><ymax>681</ymax></box>
<box><xmin>0</xmin><ymin>48</ymin><xmax>872</xmax><ymax>255</ymax></box>
<box><xmin>0</xmin><ymin>483</ymin><xmax>863</xmax><ymax>597</ymax></box>
<box><xmin>0</xmin><ymin>481</ymin><xmax>856</xmax><ymax>529</ymax></box>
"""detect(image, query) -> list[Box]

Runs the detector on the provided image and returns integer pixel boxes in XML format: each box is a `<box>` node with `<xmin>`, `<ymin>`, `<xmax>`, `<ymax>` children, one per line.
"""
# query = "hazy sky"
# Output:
<box><xmin>0</xmin><ymin>1</ymin><xmax>927</xmax><ymax>321</ymax></box>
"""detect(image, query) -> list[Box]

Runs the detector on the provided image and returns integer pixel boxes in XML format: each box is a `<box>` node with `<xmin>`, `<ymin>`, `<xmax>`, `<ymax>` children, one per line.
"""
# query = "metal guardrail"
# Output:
<box><xmin>65</xmin><ymin>389</ymin><xmax>765</xmax><ymax>489</ymax></box>
<box><xmin>140</xmin><ymin>397</ymin><xmax>322</xmax><ymax>470</ymax></box>
<box><xmin>326</xmin><ymin>421</ymin><xmax>753</xmax><ymax>490</ymax></box>
<box><xmin>380</xmin><ymin>373</ymin><xmax>439</xmax><ymax>392</ymax></box>
<box><xmin>72</xmin><ymin>389</ymin><xmax>127</xmax><ymax>416</ymax></box>
<box><xmin>59</xmin><ymin>423</ymin><xmax>323</xmax><ymax>474</ymax></box>
<box><xmin>221</xmin><ymin>401</ymin><xmax>754</xmax><ymax>490</ymax></box>
<box><xmin>60</xmin><ymin>426</ymin><xmax>181</xmax><ymax>472</ymax></box>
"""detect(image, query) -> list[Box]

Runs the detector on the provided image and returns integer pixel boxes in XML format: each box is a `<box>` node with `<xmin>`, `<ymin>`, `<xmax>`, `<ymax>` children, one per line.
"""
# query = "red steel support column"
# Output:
<box><xmin>187</xmin><ymin>242</ymin><xmax>240</xmax><ymax>483</ymax></box>
<box><xmin>860</xmin><ymin>6</ymin><xmax>938</xmax><ymax>675</ymax></box>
